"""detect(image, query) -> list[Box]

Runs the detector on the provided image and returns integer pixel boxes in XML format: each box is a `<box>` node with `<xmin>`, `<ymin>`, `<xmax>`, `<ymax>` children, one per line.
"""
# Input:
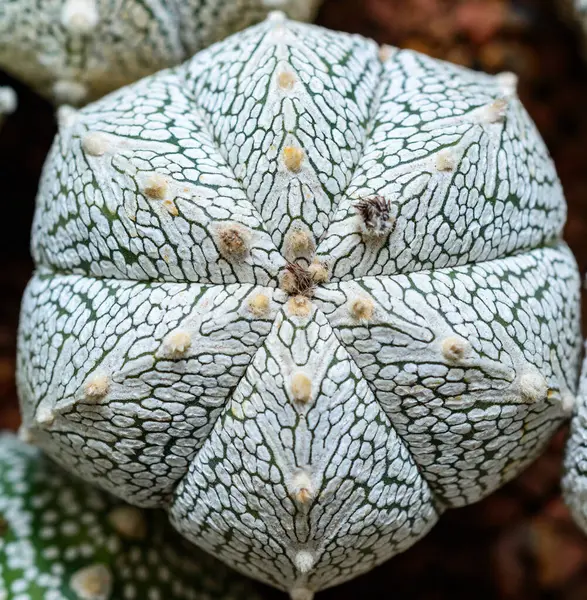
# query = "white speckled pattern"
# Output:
<box><xmin>0</xmin><ymin>0</ymin><xmax>321</xmax><ymax>104</ymax></box>
<box><xmin>0</xmin><ymin>433</ymin><xmax>261</xmax><ymax>599</ymax></box>
<box><xmin>17</xmin><ymin>16</ymin><xmax>583</xmax><ymax>597</ymax></box>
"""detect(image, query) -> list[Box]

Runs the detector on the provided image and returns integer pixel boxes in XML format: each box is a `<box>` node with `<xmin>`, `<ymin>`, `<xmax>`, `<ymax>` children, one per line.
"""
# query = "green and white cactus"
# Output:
<box><xmin>16</xmin><ymin>14</ymin><xmax>583</xmax><ymax>598</ymax></box>
<box><xmin>0</xmin><ymin>0</ymin><xmax>321</xmax><ymax>105</ymax></box>
<box><xmin>0</xmin><ymin>432</ymin><xmax>262</xmax><ymax>599</ymax></box>
<box><xmin>0</xmin><ymin>86</ymin><xmax>16</xmax><ymax>127</ymax></box>
<box><xmin>577</xmin><ymin>0</ymin><xmax>587</xmax><ymax>46</ymax></box>
<box><xmin>559</xmin><ymin>0</ymin><xmax>587</xmax><ymax>53</ymax></box>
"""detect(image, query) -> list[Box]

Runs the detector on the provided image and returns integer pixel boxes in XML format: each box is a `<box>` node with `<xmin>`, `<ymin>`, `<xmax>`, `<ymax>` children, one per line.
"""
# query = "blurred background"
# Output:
<box><xmin>1</xmin><ymin>0</ymin><xmax>587</xmax><ymax>598</ymax></box>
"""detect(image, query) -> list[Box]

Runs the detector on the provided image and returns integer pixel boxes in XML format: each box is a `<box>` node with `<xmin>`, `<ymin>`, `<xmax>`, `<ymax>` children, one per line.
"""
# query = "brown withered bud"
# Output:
<box><xmin>355</xmin><ymin>196</ymin><xmax>395</xmax><ymax>237</ymax></box>
<box><xmin>280</xmin><ymin>263</ymin><xmax>315</xmax><ymax>297</ymax></box>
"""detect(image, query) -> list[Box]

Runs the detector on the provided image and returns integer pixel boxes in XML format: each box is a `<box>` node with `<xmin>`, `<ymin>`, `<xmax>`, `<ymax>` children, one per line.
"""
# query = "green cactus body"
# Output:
<box><xmin>0</xmin><ymin>433</ymin><xmax>262</xmax><ymax>600</ymax></box>
<box><xmin>17</xmin><ymin>14</ymin><xmax>582</xmax><ymax>598</ymax></box>
<box><xmin>0</xmin><ymin>0</ymin><xmax>321</xmax><ymax>104</ymax></box>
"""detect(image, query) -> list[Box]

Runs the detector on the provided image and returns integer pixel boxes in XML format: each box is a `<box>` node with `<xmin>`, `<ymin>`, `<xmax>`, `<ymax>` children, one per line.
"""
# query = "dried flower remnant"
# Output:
<box><xmin>281</xmin><ymin>263</ymin><xmax>315</xmax><ymax>297</ymax></box>
<box><xmin>355</xmin><ymin>196</ymin><xmax>395</xmax><ymax>237</ymax></box>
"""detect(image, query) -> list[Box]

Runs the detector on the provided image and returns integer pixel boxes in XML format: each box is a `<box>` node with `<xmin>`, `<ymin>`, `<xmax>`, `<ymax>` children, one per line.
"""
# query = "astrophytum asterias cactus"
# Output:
<box><xmin>17</xmin><ymin>13</ymin><xmax>583</xmax><ymax>598</ymax></box>
<box><xmin>0</xmin><ymin>0</ymin><xmax>321</xmax><ymax>105</ymax></box>
<box><xmin>0</xmin><ymin>433</ymin><xmax>261</xmax><ymax>600</ymax></box>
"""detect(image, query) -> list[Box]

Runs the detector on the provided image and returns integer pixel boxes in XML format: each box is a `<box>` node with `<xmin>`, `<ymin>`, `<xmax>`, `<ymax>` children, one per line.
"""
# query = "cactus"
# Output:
<box><xmin>559</xmin><ymin>0</ymin><xmax>587</xmax><ymax>53</ymax></box>
<box><xmin>0</xmin><ymin>433</ymin><xmax>262</xmax><ymax>599</ymax></box>
<box><xmin>563</xmin><ymin>325</ymin><xmax>587</xmax><ymax>536</ymax></box>
<box><xmin>0</xmin><ymin>0</ymin><xmax>321</xmax><ymax>105</ymax></box>
<box><xmin>577</xmin><ymin>0</ymin><xmax>587</xmax><ymax>48</ymax></box>
<box><xmin>16</xmin><ymin>14</ymin><xmax>582</xmax><ymax>598</ymax></box>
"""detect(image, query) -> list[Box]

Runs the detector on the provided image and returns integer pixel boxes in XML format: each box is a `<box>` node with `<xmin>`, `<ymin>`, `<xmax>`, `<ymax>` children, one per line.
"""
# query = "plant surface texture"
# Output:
<box><xmin>0</xmin><ymin>433</ymin><xmax>262</xmax><ymax>600</ymax></box>
<box><xmin>0</xmin><ymin>0</ymin><xmax>321</xmax><ymax>104</ymax></box>
<box><xmin>16</xmin><ymin>13</ymin><xmax>583</xmax><ymax>599</ymax></box>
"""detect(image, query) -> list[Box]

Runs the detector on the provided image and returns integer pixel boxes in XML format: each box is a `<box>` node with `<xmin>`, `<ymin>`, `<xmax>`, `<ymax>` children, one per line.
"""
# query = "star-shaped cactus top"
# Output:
<box><xmin>0</xmin><ymin>0</ymin><xmax>321</xmax><ymax>104</ymax></box>
<box><xmin>18</xmin><ymin>14</ymin><xmax>582</xmax><ymax>598</ymax></box>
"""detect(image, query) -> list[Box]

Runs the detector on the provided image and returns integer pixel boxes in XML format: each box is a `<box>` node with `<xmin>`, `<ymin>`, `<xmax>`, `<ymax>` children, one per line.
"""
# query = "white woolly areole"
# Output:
<box><xmin>290</xmin><ymin>588</ymin><xmax>314</xmax><ymax>600</ymax></box>
<box><xmin>107</xmin><ymin>505</ymin><xmax>147</xmax><ymax>540</ymax></box>
<box><xmin>349</xmin><ymin>296</ymin><xmax>374</xmax><ymax>321</ymax></box>
<box><xmin>287</xmin><ymin>295</ymin><xmax>312</xmax><ymax>317</ymax></box>
<box><xmin>61</xmin><ymin>0</ymin><xmax>99</xmax><ymax>34</ymax></box>
<box><xmin>17</xmin><ymin>424</ymin><xmax>34</xmax><ymax>444</ymax></box>
<box><xmin>495</xmin><ymin>71</ymin><xmax>518</xmax><ymax>97</ymax></box>
<box><xmin>436</xmin><ymin>148</ymin><xmax>457</xmax><ymax>171</ymax></box>
<box><xmin>53</xmin><ymin>80</ymin><xmax>87</xmax><ymax>105</ymax></box>
<box><xmin>248</xmin><ymin>293</ymin><xmax>271</xmax><ymax>316</ymax></box>
<box><xmin>83</xmin><ymin>372</ymin><xmax>110</xmax><ymax>400</ymax></box>
<box><xmin>278</xmin><ymin>70</ymin><xmax>297</xmax><ymax>90</ymax></box>
<box><xmin>267</xmin><ymin>9</ymin><xmax>287</xmax><ymax>21</ymax></box>
<box><xmin>216</xmin><ymin>223</ymin><xmax>252</xmax><ymax>261</ymax></box>
<box><xmin>308</xmin><ymin>261</ymin><xmax>329</xmax><ymax>283</ymax></box>
<box><xmin>163</xmin><ymin>330</ymin><xmax>192</xmax><ymax>358</ymax></box>
<box><xmin>142</xmin><ymin>173</ymin><xmax>169</xmax><ymax>200</ymax></box>
<box><xmin>291</xmin><ymin>372</ymin><xmax>312</xmax><ymax>403</ymax></box>
<box><xmin>82</xmin><ymin>131</ymin><xmax>110</xmax><ymax>156</ymax></box>
<box><xmin>57</xmin><ymin>105</ymin><xmax>79</xmax><ymax>128</ymax></box>
<box><xmin>70</xmin><ymin>564</ymin><xmax>112</xmax><ymax>600</ymax></box>
<box><xmin>519</xmin><ymin>370</ymin><xmax>548</xmax><ymax>403</ymax></box>
<box><xmin>474</xmin><ymin>98</ymin><xmax>509</xmax><ymax>124</ymax></box>
<box><xmin>0</xmin><ymin>87</ymin><xmax>16</xmax><ymax>114</ymax></box>
<box><xmin>378</xmin><ymin>44</ymin><xmax>396</xmax><ymax>62</ymax></box>
<box><xmin>289</xmin><ymin>468</ymin><xmax>314</xmax><ymax>504</ymax></box>
<box><xmin>294</xmin><ymin>550</ymin><xmax>315</xmax><ymax>573</ymax></box>
<box><xmin>441</xmin><ymin>336</ymin><xmax>472</xmax><ymax>362</ymax></box>
<box><xmin>285</xmin><ymin>228</ymin><xmax>314</xmax><ymax>258</ymax></box>
<box><xmin>35</xmin><ymin>405</ymin><xmax>55</xmax><ymax>427</ymax></box>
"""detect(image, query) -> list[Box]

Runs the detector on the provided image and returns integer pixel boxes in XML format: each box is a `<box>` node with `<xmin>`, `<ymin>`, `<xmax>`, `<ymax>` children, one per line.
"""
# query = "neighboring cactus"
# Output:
<box><xmin>0</xmin><ymin>0</ymin><xmax>321</xmax><ymax>105</ymax></box>
<box><xmin>17</xmin><ymin>14</ymin><xmax>582</xmax><ymax>598</ymax></box>
<box><xmin>0</xmin><ymin>432</ymin><xmax>262</xmax><ymax>599</ymax></box>
<box><xmin>563</xmin><ymin>329</ymin><xmax>587</xmax><ymax>535</ymax></box>
<box><xmin>559</xmin><ymin>0</ymin><xmax>587</xmax><ymax>53</ymax></box>
<box><xmin>0</xmin><ymin>86</ymin><xmax>16</xmax><ymax>127</ymax></box>
<box><xmin>577</xmin><ymin>0</ymin><xmax>587</xmax><ymax>48</ymax></box>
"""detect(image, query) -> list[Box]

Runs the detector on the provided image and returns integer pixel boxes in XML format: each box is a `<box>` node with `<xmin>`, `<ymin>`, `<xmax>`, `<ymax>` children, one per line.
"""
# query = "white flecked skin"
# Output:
<box><xmin>0</xmin><ymin>0</ymin><xmax>321</xmax><ymax>105</ymax></box>
<box><xmin>16</xmin><ymin>15</ymin><xmax>583</xmax><ymax>597</ymax></box>
<box><xmin>0</xmin><ymin>433</ymin><xmax>261</xmax><ymax>600</ymax></box>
